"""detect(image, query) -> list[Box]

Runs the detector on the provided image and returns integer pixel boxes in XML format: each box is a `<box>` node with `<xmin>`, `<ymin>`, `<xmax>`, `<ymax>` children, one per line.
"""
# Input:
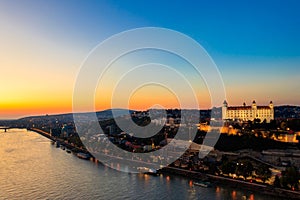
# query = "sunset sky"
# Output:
<box><xmin>1</xmin><ymin>0</ymin><xmax>300</xmax><ymax>119</ymax></box>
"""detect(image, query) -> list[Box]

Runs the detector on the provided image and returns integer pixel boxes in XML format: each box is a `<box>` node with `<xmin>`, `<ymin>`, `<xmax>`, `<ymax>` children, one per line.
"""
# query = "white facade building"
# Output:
<box><xmin>222</xmin><ymin>100</ymin><xmax>274</xmax><ymax>122</ymax></box>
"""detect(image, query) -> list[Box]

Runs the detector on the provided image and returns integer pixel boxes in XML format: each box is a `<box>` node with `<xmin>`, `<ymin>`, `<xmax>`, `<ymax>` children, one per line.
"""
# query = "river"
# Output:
<box><xmin>0</xmin><ymin>129</ymin><xmax>285</xmax><ymax>199</ymax></box>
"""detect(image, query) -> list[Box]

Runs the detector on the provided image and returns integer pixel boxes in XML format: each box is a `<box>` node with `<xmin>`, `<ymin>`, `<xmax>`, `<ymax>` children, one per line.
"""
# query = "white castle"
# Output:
<box><xmin>222</xmin><ymin>100</ymin><xmax>274</xmax><ymax>122</ymax></box>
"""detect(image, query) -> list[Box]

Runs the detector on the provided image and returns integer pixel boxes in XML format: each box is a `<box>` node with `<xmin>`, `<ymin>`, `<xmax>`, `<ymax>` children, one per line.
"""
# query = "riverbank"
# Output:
<box><xmin>2</xmin><ymin>129</ymin><xmax>269</xmax><ymax>200</ymax></box>
<box><xmin>160</xmin><ymin>165</ymin><xmax>300</xmax><ymax>199</ymax></box>
<box><xmin>207</xmin><ymin>174</ymin><xmax>300</xmax><ymax>199</ymax></box>
<box><xmin>28</xmin><ymin>128</ymin><xmax>92</xmax><ymax>157</ymax></box>
<box><xmin>29</xmin><ymin>128</ymin><xmax>300</xmax><ymax>199</ymax></box>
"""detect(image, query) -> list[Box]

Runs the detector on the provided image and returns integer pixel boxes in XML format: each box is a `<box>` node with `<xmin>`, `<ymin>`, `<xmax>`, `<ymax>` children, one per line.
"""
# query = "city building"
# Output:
<box><xmin>222</xmin><ymin>100</ymin><xmax>274</xmax><ymax>122</ymax></box>
<box><xmin>61</xmin><ymin>124</ymin><xmax>75</xmax><ymax>138</ymax></box>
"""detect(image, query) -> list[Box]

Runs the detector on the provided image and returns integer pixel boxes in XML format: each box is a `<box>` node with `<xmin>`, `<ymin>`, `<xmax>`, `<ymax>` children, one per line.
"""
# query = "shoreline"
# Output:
<box><xmin>28</xmin><ymin>128</ymin><xmax>92</xmax><ymax>156</ymax></box>
<box><xmin>160</xmin><ymin>166</ymin><xmax>300</xmax><ymax>199</ymax></box>
<box><xmin>28</xmin><ymin>128</ymin><xmax>300</xmax><ymax>199</ymax></box>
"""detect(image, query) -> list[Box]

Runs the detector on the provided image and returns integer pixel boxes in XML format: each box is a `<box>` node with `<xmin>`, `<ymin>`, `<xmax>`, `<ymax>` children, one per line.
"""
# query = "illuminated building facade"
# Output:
<box><xmin>222</xmin><ymin>100</ymin><xmax>274</xmax><ymax>122</ymax></box>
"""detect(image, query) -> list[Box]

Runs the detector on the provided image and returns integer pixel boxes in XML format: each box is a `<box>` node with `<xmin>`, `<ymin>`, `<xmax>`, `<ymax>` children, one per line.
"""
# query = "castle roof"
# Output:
<box><xmin>227</xmin><ymin>106</ymin><xmax>251</xmax><ymax>110</ymax></box>
<box><xmin>227</xmin><ymin>105</ymin><xmax>271</xmax><ymax>110</ymax></box>
<box><xmin>257</xmin><ymin>106</ymin><xmax>271</xmax><ymax>109</ymax></box>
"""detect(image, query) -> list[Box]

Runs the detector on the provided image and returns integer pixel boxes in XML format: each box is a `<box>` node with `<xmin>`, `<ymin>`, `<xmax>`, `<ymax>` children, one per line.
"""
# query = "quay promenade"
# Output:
<box><xmin>28</xmin><ymin>128</ymin><xmax>91</xmax><ymax>155</ymax></box>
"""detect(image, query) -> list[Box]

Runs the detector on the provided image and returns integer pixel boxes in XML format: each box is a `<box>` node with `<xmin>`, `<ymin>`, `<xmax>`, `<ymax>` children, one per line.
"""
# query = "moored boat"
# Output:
<box><xmin>137</xmin><ymin>167</ymin><xmax>159</xmax><ymax>176</ymax></box>
<box><xmin>146</xmin><ymin>168</ymin><xmax>159</xmax><ymax>176</ymax></box>
<box><xmin>55</xmin><ymin>141</ymin><xmax>60</xmax><ymax>148</ymax></box>
<box><xmin>77</xmin><ymin>152</ymin><xmax>90</xmax><ymax>159</ymax></box>
<box><xmin>193</xmin><ymin>181</ymin><xmax>212</xmax><ymax>188</ymax></box>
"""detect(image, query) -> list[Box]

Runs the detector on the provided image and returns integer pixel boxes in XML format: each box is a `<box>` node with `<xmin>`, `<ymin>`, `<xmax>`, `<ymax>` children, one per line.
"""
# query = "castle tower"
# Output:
<box><xmin>269</xmin><ymin>101</ymin><xmax>273</xmax><ymax>109</ymax></box>
<box><xmin>222</xmin><ymin>100</ymin><xmax>228</xmax><ymax>120</ymax></box>
<box><xmin>252</xmin><ymin>100</ymin><xmax>257</xmax><ymax>119</ymax></box>
<box><xmin>251</xmin><ymin>100</ymin><xmax>257</xmax><ymax>109</ymax></box>
<box><xmin>269</xmin><ymin>101</ymin><xmax>274</xmax><ymax>120</ymax></box>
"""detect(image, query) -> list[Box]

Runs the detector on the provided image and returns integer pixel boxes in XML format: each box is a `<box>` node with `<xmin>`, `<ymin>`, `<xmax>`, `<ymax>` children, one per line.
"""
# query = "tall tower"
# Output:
<box><xmin>269</xmin><ymin>101</ymin><xmax>274</xmax><ymax>120</ymax></box>
<box><xmin>222</xmin><ymin>100</ymin><xmax>228</xmax><ymax>120</ymax></box>
<box><xmin>251</xmin><ymin>100</ymin><xmax>257</xmax><ymax>109</ymax></box>
<box><xmin>269</xmin><ymin>101</ymin><xmax>273</xmax><ymax>109</ymax></box>
<box><xmin>252</xmin><ymin>100</ymin><xmax>257</xmax><ymax>119</ymax></box>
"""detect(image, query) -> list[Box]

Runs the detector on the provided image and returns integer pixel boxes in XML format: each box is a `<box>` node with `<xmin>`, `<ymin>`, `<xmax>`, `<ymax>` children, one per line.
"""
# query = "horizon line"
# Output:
<box><xmin>1</xmin><ymin>104</ymin><xmax>300</xmax><ymax>121</ymax></box>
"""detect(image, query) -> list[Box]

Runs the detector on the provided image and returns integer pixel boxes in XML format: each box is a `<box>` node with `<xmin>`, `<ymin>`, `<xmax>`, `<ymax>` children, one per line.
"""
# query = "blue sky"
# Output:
<box><xmin>3</xmin><ymin>0</ymin><xmax>299</xmax><ymax>56</ymax></box>
<box><xmin>0</xmin><ymin>0</ymin><xmax>300</xmax><ymax>118</ymax></box>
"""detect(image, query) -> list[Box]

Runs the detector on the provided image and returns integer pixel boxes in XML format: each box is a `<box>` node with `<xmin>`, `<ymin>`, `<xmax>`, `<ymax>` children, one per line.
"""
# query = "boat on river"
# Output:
<box><xmin>137</xmin><ymin>167</ymin><xmax>159</xmax><ymax>176</ymax></box>
<box><xmin>77</xmin><ymin>152</ymin><xmax>90</xmax><ymax>159</ymax></box>
<box><xmin>66</xmin><ymin>149</ymin><xmax>72</xmax><ymax>153</ymax></box>
<box><xmin>193</xmin><ymin>181</ymin><xmax>212</xmax><ymax>188</ymax></box>
<box><xmin>55</xmin><ymin>141</ymin><xmax>60</xmax><ymax>148</ymax></box>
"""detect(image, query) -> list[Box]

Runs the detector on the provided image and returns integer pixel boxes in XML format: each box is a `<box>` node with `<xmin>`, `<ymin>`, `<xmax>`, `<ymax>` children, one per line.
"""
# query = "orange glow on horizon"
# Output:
<box><xmin>0</xmin><ymin>98</ymin><xmax>73</xmax><ymax>119</ymax></box>
<box><xmin>1</xmin><ymin>92</ymin><xmax>214</xmax><ymax>119</ymax></box>
<box><xmin>93</xmin><ymin>84</ymin><xmax>212</xmax><ymax>112</ymax></box>
<box><xmin>128</xmin><ymin>85</ymin><xmax>180</xmax><ymax>110</ymax></box>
